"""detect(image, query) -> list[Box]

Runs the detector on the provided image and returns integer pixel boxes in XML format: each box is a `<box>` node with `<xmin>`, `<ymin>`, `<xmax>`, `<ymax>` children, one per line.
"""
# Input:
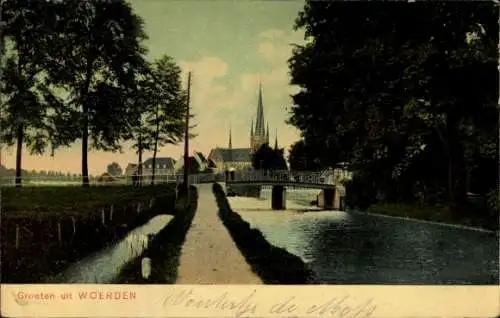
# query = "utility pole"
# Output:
<box><xmin>183</xmin><ymin>72</ymin><xmax>191</xmax><ymax>193</ymax></box>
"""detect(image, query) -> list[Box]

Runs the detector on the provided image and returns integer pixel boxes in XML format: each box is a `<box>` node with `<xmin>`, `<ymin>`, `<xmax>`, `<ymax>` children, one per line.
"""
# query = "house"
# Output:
<box><xmin>142</xmin><ymin>157</ymin><xmax>176</xmax><ymax>176</ymax></box>
<box><xmin>125</xmin><ymin>163</ymin><xmax>138</xmax><ymax>176</ymax></box>
<box><xmin>174</xmin><ymin>156</ymin><xmax>203</xmax><ymax>174</ymax></box>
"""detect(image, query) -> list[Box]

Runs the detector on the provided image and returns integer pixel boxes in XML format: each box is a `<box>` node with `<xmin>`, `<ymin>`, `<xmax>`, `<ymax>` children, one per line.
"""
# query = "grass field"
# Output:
<box><xmin>1</xmin><ymin>184</ymin><xmax>174</xmax><ymax>219</ymax></box>
<box><xmin>1</xmin><ymin>184</ymin><xmax>179</xmax><ymax>283</ymax></box>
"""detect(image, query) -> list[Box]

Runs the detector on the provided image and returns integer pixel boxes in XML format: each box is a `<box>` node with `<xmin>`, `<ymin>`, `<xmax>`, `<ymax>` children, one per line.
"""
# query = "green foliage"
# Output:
<box><xmin>252</xmin><ymin>143</ymin><xmax>287</xmax><ymax>170</ymax></box>
<box><xmin>288</xmin><ymin>139</ymin><xmax>323</xmax><ymax>171</ymax></box>
<box><xmin>106</xmin><ymin>162</ymin><xmax>123</xmax><ymax>176</ymax></box>
<box><xmin>289</xmin><ymin>1</ymin><xmax>499</xmax><ymax>216</ymax></box>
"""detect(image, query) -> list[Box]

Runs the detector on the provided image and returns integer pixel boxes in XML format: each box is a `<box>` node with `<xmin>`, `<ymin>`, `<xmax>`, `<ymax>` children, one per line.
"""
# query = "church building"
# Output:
<box><xmin>208</xmin><ymin>82</ymin><xmax>278</xmax><ymax>172</ymax></box>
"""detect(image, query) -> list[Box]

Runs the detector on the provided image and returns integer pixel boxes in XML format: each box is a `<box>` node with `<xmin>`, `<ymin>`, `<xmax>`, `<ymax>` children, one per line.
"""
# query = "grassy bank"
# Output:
<box><xmin>115</xmin><ymin>185</ymin><xmax>198</xmax><ymax>284</ymax></box>
<box><xmin>365</xmin><ymin>202</ymin><xmax>499</xmax><ymax>231</ymax></box>
<box><xmin>212</xmin><ymin>183</ymin><xmax>316</xmax><ymax>284</ymax></box>
<box><xmin>1</xmin><ymin>184</ymin><xmax>176</xmax><ymax>283</ymax></box>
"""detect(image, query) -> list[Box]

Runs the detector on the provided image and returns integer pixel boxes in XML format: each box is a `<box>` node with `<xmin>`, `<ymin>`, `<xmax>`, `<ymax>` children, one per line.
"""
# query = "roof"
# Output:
<box><xmin>143</xmin><ymin>157</ymin><xmax>176</xmax><ymax>169</ymax></box>
<box><xmin>208</xmin><ymin>148</ymin><xmax>252</xmax><ymax>163</ymax></box>
<box><xmin>193</xmin><ymin>151</ymin><xmax>207</xmax><ymax>162</ymax></box>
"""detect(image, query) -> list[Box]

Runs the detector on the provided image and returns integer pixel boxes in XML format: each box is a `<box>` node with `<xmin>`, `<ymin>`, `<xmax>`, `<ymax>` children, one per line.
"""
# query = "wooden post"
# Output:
<box><xmin>71</xmin><ymin>217</ymin><xmax>76</xmax><ymax>234</ymax></box>
<box><xmin>101</xmin><ymin>208</ymin><xmax>105</xmax><ymax>225</ymax></box>
<box><xmin>182</xmin><ymin>72</ymin><xmax>192</xmax><ymax>194</ymax></box>
<box><xmin>57</xmin><ymin>222</ymin><xmax>62</xmax><ymax>246</ymax></box>
<box><xmin>15</xmin><ymin>225</ymin><xmax>20</xmax><ymax>249</ymax></box>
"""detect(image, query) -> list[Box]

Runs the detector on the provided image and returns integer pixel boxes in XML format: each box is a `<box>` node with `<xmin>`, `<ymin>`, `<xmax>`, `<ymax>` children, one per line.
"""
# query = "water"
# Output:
<box><xmin>46</xmin><ymin>215</ymin><xmax>173</xmax><ymax>283</ymax></box>
<box><xmin>228</xmin><ymin>187</ymin><xmax>499</xmax><ymax>285</ymax></box>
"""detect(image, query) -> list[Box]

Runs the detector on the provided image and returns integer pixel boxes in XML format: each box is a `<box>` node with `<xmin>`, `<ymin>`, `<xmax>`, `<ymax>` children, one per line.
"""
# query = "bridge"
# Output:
<box><xmin>0</xmin><ymin>169</ymin><xmax>349</xmax><ymax>211</ymax></box>
<box><xmin>224</xmin><ymin>170</ymin><xmax>337</xmax><ymax>189</ymax></box>
<box><xmin>222</xmin><ymin>170</ymin><xmax>348</xmax><ymax>211</ymax></box>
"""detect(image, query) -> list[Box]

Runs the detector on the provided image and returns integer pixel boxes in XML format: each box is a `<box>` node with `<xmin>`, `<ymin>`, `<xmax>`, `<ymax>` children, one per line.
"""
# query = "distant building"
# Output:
<box><xmin>125</xmin><ymin>163</ymin><xmax>138</xmax><ymax>176</ymax></box>
<box><xmin>142</xmin><ymin>157</ymin><xmax>176</xmax><ymax>175</ymax></box>
<box><xmin>208</xmin><ymin>82</ymin><xmax>278</xmax><ymax>172</ymax></box>
<box><xmin>174</xmin><ymin>155</ymin><xmax>204</xmax><ymax>174</ymax></box>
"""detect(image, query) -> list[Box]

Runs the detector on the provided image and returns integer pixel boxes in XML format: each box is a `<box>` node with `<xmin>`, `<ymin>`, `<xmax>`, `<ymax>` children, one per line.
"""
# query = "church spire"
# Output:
<box><xmin>266</xmin><ymin>123</ymin><xmax>269</xmax><ymax>142</ymax></box>
<box><xmin>255</xmin><ymin>82</ymin><xmax>265</xmax><ymax>137</ymax></box>
<box><xmin>250</xmin><ymin>119</ymin><xmax>254</xmax><ymax>137</ymax></box>
<box><xmin>228</xmin><ymin>125</ymin><xmax>232</xmax><ymax>149</ymax></box>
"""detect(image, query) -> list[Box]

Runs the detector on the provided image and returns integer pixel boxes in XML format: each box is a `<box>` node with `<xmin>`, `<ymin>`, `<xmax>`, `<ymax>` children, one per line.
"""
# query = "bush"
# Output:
<box><xmin>212</xmin><ymin>182</ymin><xmax>316</xmax><ymax>284</ymax></box>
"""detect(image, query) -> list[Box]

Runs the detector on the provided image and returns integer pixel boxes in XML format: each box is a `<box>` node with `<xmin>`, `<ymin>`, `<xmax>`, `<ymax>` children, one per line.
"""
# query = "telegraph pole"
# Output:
<box><xmin>183</xmin><ymin>72</ymin><xmax>192</xmax><ymax>193</ymax></box>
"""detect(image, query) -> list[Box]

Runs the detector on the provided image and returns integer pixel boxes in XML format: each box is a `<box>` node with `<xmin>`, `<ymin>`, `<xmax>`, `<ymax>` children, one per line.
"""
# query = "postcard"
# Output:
<box><xmin>1</xmin><ymin>0</ymin><xmax>499</xmax><ymax>317</ymax></box>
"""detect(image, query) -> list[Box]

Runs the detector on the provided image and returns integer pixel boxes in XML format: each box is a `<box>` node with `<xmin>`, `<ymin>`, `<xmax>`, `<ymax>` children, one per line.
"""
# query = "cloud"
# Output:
<box><xmin>257</xmin><ymin>28</ymin><xmax>306</xmax><ymax>66</ymax></box>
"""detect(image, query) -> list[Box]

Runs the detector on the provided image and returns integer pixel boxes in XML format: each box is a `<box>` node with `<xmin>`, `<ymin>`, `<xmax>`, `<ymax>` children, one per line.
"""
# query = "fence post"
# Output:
<box><xmin>15</xmin><ymin>225</ymin><xmax>20</xmax><ymax>249</ymax></box>
<box><xmin>101</xmin><ymin>208</ymin><xmax>106</xmax><ymax>225</ymax></box>
<box><xmin>71</xmin><ymin>217</ymin><xmax>76</xmax><ymax>234</ymax></box>
<box><xmin>57</xmin><ymin>222</ymin><xmax>62</xmax><ymax>246</ymax></box>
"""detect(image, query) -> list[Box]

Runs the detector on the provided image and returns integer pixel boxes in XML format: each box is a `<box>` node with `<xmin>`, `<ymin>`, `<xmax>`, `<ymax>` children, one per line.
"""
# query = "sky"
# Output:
<box><xmin>2</xmin><ymin>0</ymin><xmax>308</xmax><ymax>175</ymax></box>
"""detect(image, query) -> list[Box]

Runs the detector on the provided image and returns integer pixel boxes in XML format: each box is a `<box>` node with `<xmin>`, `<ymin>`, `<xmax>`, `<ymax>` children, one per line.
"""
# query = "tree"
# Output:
<box><xmin>288</xmin><ymin>139</ymin><xmax>323</xmax><ymax>171</ymax></box>
<box><xmin>0</xmin><ymin>0</ymin><xmax>73</xmax><ymax>187</ymax></box>
<box><xmin>106</xmin><ymin>162</ymin><xmax>122</xmax><ymax>177</ymax></box>
<box><xmin>43</xmin><ymin>0</ymin><xmax>148</xmax><ymax>187</ymax></box>
<box><xmin>252</xmin><ymin>143</ymin><xmax>287</xmax><ymax>171</ymax></box>
<box><xmin>289</xmin><ymin>1</ymin><xmax>498</xmax><ymax>214</ymax></box>
<box><xmin>147</xmin><ymin>55</ymin><xmax>186</xmax><ymax>184</ymax></box>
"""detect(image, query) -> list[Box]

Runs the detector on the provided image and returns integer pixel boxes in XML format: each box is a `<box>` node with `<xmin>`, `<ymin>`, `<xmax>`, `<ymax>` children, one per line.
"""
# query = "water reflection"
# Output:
<box><xmin>229</xmin><ymin>193</ymin><xmax>499</xmax><ymax>285</ymax></box>
<box><xmin>46</xmin><ymin>215</ymin><xmax>173</xmax><ymax>283</ymax></box>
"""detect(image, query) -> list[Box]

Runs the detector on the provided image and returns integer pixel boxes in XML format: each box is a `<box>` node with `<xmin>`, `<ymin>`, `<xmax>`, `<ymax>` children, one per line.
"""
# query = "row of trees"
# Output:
<box><xmin>0</xmin><ymin>0</ymin><xmax>190</xmax><ymax>187</ymax></box>
<box><xmin>288</xmin><ymin>1</ymin><xmax>498</xmax><ymax>218</ymax></box>
<box><xmin>0</xmin><ymin>164</ymin><xmax>87</xmax><ymax>180</ymax></box>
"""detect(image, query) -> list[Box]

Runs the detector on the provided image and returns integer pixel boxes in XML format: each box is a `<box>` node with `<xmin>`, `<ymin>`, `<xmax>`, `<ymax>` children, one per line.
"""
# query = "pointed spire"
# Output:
<box><xmin>228</xmin><ymin>125</ymin><xmax>232</xmax><ymax>149</ymax></box>
<box><xmin>266</xmin><ymin>123</ymin><xmax>269</xmax><ymax>141</ymax></box>
<box><xmin>274</xmin><ymin>128</ymin><xmax>278</xmax><ymax>150</ymax></box>
<box><xmin>250</xmin><ymin>119</ymin><xmax>254</xmax><ymax>137</ymax></box>
<box><xmin>255</xmin><ymin>81</ymin><xmax>265</xmax><ymax>137</ymax></box>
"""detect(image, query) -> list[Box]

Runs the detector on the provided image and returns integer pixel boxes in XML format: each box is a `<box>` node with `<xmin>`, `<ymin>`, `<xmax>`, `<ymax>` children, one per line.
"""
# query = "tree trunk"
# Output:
<box><xmin>15</xmin><ymin>124</ymin><xmax>23</xmax><ymax>188</ymax></box>
<box><xmin>151</xmin><ymin>104</ymin><xmax>160</xmax><ymax>185</ymax></box>
<box><xmin>137</xmin><ymin>134</ymin><xmax>143</xmax><ymax>187</ymax></box>
<box><xmin>81</xmin><ymin>55</ymin><xmax>94</xmax><ymax>188</ymax></box>
<box><xmin>81</xmin><ymin>103</ymin><xmax>89</xmax><ymax>187</ymax></box>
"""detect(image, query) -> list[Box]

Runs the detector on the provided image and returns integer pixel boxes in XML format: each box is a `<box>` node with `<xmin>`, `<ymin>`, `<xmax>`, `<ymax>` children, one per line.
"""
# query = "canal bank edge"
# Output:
<box><xmin>349</xmin><ymin>209</ymin><xmax>499</xmax><ymax>235</ymax></box>
<box><xmin>114</xmin><ymin>185</ymin><xmax>199</xmax><ymax>283</ymax></box>
<box><xmin>212</xmin><ymin>182</ymin><xmax>317</xmax><ymax>284</ymax></box>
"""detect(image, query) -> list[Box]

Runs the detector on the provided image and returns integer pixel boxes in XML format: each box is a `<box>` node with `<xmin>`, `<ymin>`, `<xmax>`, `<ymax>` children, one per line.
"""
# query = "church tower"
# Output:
<box><xmin>250</xmin><ymin>82</ymin><xmax>270</xmax><ymax>153</ymax></box>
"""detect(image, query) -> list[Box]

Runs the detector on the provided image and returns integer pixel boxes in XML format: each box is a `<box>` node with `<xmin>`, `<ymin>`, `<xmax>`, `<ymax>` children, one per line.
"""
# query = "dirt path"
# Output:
<box><xmin>176</xmin><ymin>184</ymin><xmax>262</xmax><ymax>284</ymax></box>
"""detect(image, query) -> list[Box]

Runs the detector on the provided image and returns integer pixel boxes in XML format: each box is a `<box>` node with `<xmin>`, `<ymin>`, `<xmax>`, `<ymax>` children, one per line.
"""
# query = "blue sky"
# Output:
<box><xmin>3</xmin><ymin>0</ymin><xmax>307</xmax><ymax>174</ymax></box>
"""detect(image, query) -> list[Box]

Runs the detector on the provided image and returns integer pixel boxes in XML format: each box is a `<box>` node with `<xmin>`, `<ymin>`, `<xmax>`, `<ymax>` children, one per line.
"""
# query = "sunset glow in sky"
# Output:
<box><xmin>2</xmin><ymin>0</ymin><xmax>307</xmax><ymax>175</ymax></box>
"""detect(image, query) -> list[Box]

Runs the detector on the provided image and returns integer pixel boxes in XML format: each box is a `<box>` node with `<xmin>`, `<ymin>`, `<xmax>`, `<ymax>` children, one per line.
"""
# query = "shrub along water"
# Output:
<box><xmin>212</xmin><ymin>182</ymin><xmax>316</xmax><ymax>284</ymax></box>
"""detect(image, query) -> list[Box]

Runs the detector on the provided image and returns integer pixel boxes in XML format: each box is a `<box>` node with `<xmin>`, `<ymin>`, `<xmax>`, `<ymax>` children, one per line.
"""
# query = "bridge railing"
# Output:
<box><xmin>228</xmin><ymin>170</ymin><xmax>335</xmax><ymax>185</ymax></box>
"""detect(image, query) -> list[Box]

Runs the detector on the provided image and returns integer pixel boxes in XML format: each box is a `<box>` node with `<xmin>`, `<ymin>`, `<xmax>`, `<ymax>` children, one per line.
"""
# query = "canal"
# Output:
<box><xmin>228</xmin><ymin>187</ymin><xmax>499</xmax><ymax>285</ymax></box>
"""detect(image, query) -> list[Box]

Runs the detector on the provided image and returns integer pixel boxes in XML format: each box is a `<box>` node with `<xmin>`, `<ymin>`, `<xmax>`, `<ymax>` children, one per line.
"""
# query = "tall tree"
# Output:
<box><xmin>147</xmin><ymin>55</ymin><xmax>186</xmax><ymax>184</ymax></box>
<box><xmin>0</xmin><ymin>0</ymin><xmax>73</xmax><ymax>187</ymax></box>
<box><xmin>44</xmin><ymin>0</ymin><xmax>148</xmax><ymax>187</ymax></box>
<box><xmin>288</xmin><ymin>139</ymin><xmax>323</xmax><ymax>171</ymax></box>
<box><xmin>289</xmin><ymin>1</ymin><xmax>498</xmax><ymax>213</ymax></box>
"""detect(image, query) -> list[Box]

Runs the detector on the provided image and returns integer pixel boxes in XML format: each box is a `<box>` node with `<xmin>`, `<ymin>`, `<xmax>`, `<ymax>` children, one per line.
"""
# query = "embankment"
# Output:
<box><xmin>1</xmin><ymin>185</ymin><xmax>176</xmax><ymax>283</ymax></box>
<box><xmin>115</xmin><ymin>185</ymin><xmax>198</xmax><ymax>283</ymax></box>
<box><xmin>212</xmin><ymin>183</ymin><xmax>316</xmax><ymax>284</ymax></box>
